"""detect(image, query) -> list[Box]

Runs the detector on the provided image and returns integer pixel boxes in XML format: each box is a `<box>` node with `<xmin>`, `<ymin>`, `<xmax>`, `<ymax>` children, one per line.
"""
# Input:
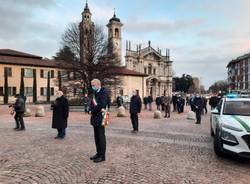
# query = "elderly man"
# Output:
<box><xmin>89</xmin><ymin>79</ymin><xmax>108</xmax><ymax>163</ymax></box>
<box><xmin>130</xmin><ymin>90</ymin><xmax>142</xmax><ymax>133</ymax></box>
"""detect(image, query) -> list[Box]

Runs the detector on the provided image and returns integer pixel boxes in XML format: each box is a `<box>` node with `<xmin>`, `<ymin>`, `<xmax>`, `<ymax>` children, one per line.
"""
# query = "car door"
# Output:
<box><xmin>211</xmin><ymin>99</ymin><xmax>223</xmax><ymax>134</ymax></box>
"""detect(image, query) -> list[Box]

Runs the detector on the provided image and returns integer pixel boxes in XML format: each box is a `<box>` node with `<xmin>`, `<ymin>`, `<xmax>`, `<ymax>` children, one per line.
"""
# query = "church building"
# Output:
<box><xmin>79</xmin><ymin>2</ymin><xmax>173</xmax><ymax>100</ymax></box>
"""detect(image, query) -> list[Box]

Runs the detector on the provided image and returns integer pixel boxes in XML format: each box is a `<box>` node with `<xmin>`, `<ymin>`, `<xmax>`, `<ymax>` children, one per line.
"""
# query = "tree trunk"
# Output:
<box><xmin>47</xmin><ymin>71</ymin><xmax>51</xmax><ymax>102</ymax></box>
<box><xmin>4</xmin><ymin>68</ymin><xmax>8</xmax><ymax>104</ymax></box>
<box><xmin>33</xmin><ymin>69</ymin><xmax>37</xmax><ymax>103</ymax></box>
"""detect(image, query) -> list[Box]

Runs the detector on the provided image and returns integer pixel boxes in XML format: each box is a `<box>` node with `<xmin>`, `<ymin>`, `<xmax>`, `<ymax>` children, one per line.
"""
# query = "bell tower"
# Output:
<box><xmin>107</xmin><ymin>11</ymin><xmax>123</xmax><ymax>65</ymax></box>
<box><xmin>79</xmin><ymin>1</ymin><xmax>95</xmax><ymax>63</ymax></box>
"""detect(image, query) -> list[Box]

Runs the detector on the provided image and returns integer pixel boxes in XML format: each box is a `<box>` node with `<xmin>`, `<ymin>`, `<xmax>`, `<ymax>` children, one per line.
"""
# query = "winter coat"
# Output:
<box><xmin>155</xmin><ymin>97</ymin><xmax>161</xmax><ymax>106</ymax></box>
<box><xmin>89</xmin><ymin>88</ymin><xmax>108</xmax><ymax>126</ymax></box>
<box><xmin>209</xmin><ymin>96</ymin><xmax>219</xmax><ymax>108</ymax></box>
<box><xmin>193</xmin><ymin>97</ymin><xmax>203</xmax><ymax>111</ymax></box>
<box><xmin>143</xmin><ymin>97</ymin><xmax>148</xmax><ymax>105</ymax></box>
<box><xmin>51</xmin><ymin>96</ymin><xmax>69</xmax><ymax>129</ymax></box>
<box><xmin>148</xmin><ymin>96</ymin><xmax>153</xmax><ymax>104</ymax></box>
<box><xmin>14</xmin><ymin>97</ymin><xmax>25</xmax><ymax>113</ymax></box>
<box><xmin>130</xmin><ymin>95</ymin><xmax>142</xmax><ymax>114</ymax></box>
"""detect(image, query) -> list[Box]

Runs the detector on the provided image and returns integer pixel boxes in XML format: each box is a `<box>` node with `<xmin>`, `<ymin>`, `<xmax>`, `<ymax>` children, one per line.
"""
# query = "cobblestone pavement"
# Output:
<box><xmin>1</xmin><ymin>105</ymin><xmax>250</xmax><ymax>184</ymax></box>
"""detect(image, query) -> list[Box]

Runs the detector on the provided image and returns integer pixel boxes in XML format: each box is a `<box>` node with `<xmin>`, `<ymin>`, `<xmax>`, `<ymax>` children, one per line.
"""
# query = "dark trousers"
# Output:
<box><xmin>164</xmin><ymin>105</ymin><xmax>171</xmax><ymax>117</ymax></box>
<box><xmin>14</xmin><ymin>112</ymin><xmax>25</xmax><ymax>128</ymax></box>
<box><xmin>130</xmin><ymin>113</ymin><xmax>139</xmax><ymax>131</ymax></box>
<box><xmin>157</xmin><ymin>105</ymin><xmax>161</xmax><ymax>110</ymax></box>
<box><xmin>195</xmin><ymin>110</ymin><xmax>202</xmax><ymax>124</ymax></box>
<box><xmin>57</xmin><ymin>128</ymin><xmax>66</xmax><ymax>138</ymax></box>
<box><xmin>93</xmin><ymin>126</ymin><xmax>106</xmax><ymax>158</ymax></box>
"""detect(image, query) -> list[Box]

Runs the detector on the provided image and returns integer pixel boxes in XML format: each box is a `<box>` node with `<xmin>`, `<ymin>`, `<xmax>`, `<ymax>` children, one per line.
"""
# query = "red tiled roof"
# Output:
<box><xmin>0</xmin><ymin>55</ymin><xmax>71</xmax><ymax>69</ymax></box>
<box><xmin>112</xmin><ymin>67</ymin><xmax>148</xmax><ymax>77</ymax></box>
<box><xmin>0</xmin><ymin>49</ymin><xmax>42</xmax><ymax>59</ymax></box>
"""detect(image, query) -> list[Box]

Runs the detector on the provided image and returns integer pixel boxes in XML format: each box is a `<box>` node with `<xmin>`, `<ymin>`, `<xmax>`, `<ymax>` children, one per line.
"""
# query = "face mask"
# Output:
<box><xmin>92</xmin><ymin>86</ymin><xmax>97</xmax><ymax>91</ymax></box>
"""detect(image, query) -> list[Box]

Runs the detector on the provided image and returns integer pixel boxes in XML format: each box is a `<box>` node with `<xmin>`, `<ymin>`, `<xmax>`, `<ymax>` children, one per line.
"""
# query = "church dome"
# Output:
<box><xmin>109</xmin><ymin>13</ymin><xmax>120</xmax><ymax>23</ymax></box>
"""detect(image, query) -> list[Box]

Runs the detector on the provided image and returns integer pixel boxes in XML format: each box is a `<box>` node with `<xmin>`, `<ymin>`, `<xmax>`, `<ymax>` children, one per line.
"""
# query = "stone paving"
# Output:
<box><xmin>0</xmin><ymin>105</ymin><xmax>250</xmax><ymax>184</ymax></box>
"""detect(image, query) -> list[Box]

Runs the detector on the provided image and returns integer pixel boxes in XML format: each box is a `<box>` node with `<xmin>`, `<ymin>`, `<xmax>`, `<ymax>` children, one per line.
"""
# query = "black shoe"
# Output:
<box><xmin>90</xmin><ymin>154</ymin><xmax>99</xmax><ymax>160</ymax></box>
<box><xmin>54</xmin><ymin>136</ymin><xmax>60</xmax><ymax>139</ymax></box>
<box><xmin>17</xmin><ymin>128</ymin><xmax>25</xmax><ymax>131</ymax></box>
<box><xmin>93</xmin><ymin>157</ymin><xmax>105</xmax><ymax>163</ymax></box>
<box><xmin>13</xmin><ymin>127</ymin><xmax>19</xmax><ymax>130</ymax></box>
<box><xmin>195</xmin><ymin>122</ymin><xmax>200</xmax><ymax>124</ymax></box>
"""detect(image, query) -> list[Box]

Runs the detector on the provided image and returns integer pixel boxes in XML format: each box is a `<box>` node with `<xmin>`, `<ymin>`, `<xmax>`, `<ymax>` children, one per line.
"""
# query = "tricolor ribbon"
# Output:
<box><xmin>92</xmin><ymin>95</ymin><xmax>109</xmax><ymax>127</ymax></box>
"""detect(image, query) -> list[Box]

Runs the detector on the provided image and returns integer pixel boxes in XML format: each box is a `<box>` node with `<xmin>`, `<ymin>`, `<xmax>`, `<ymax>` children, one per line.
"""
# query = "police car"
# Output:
<box><xmin>210</xmin><ymin>94</ymin><xmax>250</xmax><ymax>157</ymax></box>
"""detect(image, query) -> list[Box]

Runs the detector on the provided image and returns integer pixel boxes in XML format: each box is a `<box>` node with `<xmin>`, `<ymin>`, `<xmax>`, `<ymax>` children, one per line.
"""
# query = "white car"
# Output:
<box><xmin>210</xmin><ymin>96</ymin><xmax>250</xmax><ymax>157</ymax></box>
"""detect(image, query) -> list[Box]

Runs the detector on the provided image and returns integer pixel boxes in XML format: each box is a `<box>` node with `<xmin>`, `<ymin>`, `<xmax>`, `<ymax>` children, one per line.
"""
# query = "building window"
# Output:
<box><xmin>8</xmin><ymin>87</ymin><xmax>17</xmax><ymax>96</ymax></box>
<box><xmin>51</xmin><ymin>70</ymin><xmax>54</xmax><ymax>78</ymax></box>
<box><xmin>119</xmin><ymin>89</ymin><xmax>123</xmax><ymax>96</ymax></box>
<box><xmin>144</xmin><ymin>67</ymin><xmax>147</xmax><ymax>74</ymax></box>
<box><xmin>40</xmin><ymin>70</ymin><xmax>51</xmax><ymax>78</ymax></box>
<box><xmin>4</xmin><ymin>67</ymin><xmax>12</xmax><ymax>77</ymax></box>
<box><xmin>115</xmin><ymin>28</ymin><xmax>119</xmax><ymax>37</ymax></box>
<box><xmin>24</xmin><ymin>87</ymin><xmax>33</xmax><ymax>96</ymax></box>
<box><xmin>153</xmin><ymin>68</ymin><xmax>156</xmax><ymax>75</ymax></box>
<box><xmin>40</xmin><ymin>87</ymin><xmax>47</xmax><ymax>96</ymax></box>
<box><xmin>40</xmin><ymin>69</ymin><xmax>44</xmax><ymax>78</ymax></box>
<box><xmin>61</xmin><ymin>71</ymin><xmax>68</xmax><ymax>80</ymax></box>
<box><xmin>24</xmin><ymin>68</ymin><xmax>33</xmax><ymax>78</ymax></box>
<box><xmin>0</xmin><ymin>87</ymin><xmax>3</xmax><ymax>96</ymax></box>
<box><xmin>148</xmin><ymin>64</ymin><xmax>152</xmax><ymax>75</ymax></box>
<box><xmin>51</xmin><ymin>88</ymin><xmax>54</xmax><ymax>96</ymax></box>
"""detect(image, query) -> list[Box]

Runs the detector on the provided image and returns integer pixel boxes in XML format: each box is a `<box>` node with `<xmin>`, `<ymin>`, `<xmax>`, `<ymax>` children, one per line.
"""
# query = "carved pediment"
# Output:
<box><xmin>143</xmin><ymin>52</ymin><xmax>161</xmax><ymax>61</ymax></box>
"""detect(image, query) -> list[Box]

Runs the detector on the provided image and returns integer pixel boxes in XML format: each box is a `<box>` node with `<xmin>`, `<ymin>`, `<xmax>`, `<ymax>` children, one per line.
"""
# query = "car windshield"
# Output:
<box><xmin>223</xmin><ymin>101</ymin><xmax>250</xmax><ymax>116</ymax></box>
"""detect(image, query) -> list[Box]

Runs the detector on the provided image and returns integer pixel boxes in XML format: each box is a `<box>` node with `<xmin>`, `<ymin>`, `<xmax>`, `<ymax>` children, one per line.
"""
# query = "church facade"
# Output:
<box><xmin>80</xmin><ymin>3</ymin><xmax>173</xmax><ymax>100</ymax></box>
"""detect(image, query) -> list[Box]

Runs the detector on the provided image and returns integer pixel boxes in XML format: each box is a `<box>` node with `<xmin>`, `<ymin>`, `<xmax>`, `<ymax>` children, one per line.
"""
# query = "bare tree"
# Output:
<box><xmin>56</xmin><ymin>22</ymin><xmax>121</xmax><ymax>95</ymax></box>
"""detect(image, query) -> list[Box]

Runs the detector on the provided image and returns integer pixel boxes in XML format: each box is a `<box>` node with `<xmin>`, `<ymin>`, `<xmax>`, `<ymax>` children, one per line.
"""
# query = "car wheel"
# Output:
<box><xmin>214</xmin><ymin>128</ymin><xmax>225</xmax><ymax>157</ymax></box>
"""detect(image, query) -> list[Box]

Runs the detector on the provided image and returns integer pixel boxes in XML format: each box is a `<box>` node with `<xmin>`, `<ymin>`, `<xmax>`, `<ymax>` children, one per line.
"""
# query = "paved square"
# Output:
<box><xmin>0</xmin><ymin>105</ymin><xmax>250</xmax><ymax>184</ymax></box>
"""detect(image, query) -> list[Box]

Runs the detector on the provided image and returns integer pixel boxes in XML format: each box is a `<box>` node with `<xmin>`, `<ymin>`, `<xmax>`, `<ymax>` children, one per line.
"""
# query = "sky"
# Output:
<box><xmin>0</xmin><ymin>0</ymin><xmax>250</xmax><ymax>89</ymax></box>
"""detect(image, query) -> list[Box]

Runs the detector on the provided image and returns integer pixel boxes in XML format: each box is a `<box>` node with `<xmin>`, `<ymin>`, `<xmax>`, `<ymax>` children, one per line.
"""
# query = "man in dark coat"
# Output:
<box><xmin>209</xmin><ymin>94</ymin><xmax>219</xmax><ymax>110</ymax></box>
<box><xmin>155</xmin><ymin>96</ymin><xmax>161</xmax><ymax>110</ymax></box>
<box><xmin>193</xmin><ymin>94</ymin><xmax>203</xmax><ymax>124</ymax></box>
<box><xmin>172</xmin><ymin>94</ymin><xmax>177</xmax><ymax>112</ymax></box>
<box><xmin>89</xmin><ymin>79</ymin><xmax>108</xmax><ymax>163</ymax></box>
<box><xmin>116</xmin><ymin>95</ymin><xmax>123</xmax><ymax>107</ymax></box>
<box><xmin>130</xmin><ymin>90</ymin><xmax>142</xmax><ymax>133</ymax></box>
<box><xmin>148</xmin><ymin>95</ymin><xmax>153</xmax><ymax>111</ymax></box>
<box><xmin>12</xmin><ymin>94</ymin><xmax>26</xmax><ymax>130</ymax></box>
<box><xmin>51</xmin><ymin>91</ymin><xmax>69</xmax><ymax>139</ymax></box>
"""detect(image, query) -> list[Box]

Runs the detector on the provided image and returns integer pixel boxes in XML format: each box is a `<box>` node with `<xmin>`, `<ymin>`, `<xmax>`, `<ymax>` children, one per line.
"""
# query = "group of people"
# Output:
<box><xmin>9</xmin><ymin>78</ymin><xmax>223</xmax><ymax>164</ymax></box>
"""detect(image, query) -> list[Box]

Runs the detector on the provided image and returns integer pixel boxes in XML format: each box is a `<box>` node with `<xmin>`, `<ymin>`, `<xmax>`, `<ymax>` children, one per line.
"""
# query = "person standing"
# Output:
<box><xmin>155</xmin><ymin>95</ymin><xmax>161</xmax><ymax>111</ymax></box>
<box><xmin>148</xmin><ymin>95</ymin><xmax>153</xmax><ymax>111</ymax></box>
<box><xmin>89</xmin><ymin>79</ymin><xmax>108</xmax><ymax>163</ymax></box>
<box><xmin>172</xmin><ymin>94</ymin><xmax>177</xmax><ymax>112</ymax></box>
<box><xmin>51</xmin><ymin>91</ymin><xmax>69</xmax><ymax>139</ymax></box>
<box><xmin>130</xmin><ymin>90</ymin><xmax>142</xmax><ymax>133</ymax></box>
<box><xmin>12</xmin><ymin>94</ymin><xmax>26</xmax><ymax>131</ymax></box>
<box><xmin>163</xmin><ymin>95</ymin><xmax>171</xmax><ymax>118</ymax></box>
<box><xmin>209</xmin><ymin>94</ymin><xmax>219</xmax><ymax>110</ymax></box>
<box><xmin>193</xmin><ymin>94</ymin><xmax>203</xmax><ymax>124</ymax></box>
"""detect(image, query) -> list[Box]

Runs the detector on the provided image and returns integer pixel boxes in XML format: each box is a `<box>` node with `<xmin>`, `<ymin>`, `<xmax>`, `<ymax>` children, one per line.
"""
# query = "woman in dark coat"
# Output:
<box><xmin>51</xmin><ymin>91</ymin><xmax>69</xmax><ymax>139</ymax></box>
